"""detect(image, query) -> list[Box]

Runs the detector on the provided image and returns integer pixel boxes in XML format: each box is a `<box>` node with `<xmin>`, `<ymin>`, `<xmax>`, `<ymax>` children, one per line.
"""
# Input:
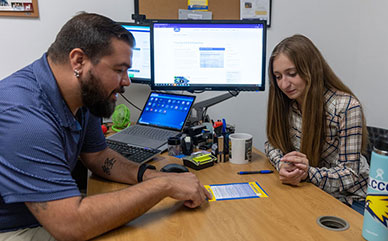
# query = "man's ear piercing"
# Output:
<box><xmin>74</xmin><ymin>69</ymin><xmax>80</xmax><ymax>78</ymax></box>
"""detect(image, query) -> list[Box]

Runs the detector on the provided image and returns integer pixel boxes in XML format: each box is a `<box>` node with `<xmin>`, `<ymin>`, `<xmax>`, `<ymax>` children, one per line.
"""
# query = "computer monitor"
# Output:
<box><xmin>150</xmin><ymin>20</ymin><xmax>266</xmax><ymax>91</ymax></box>
<box><xmin>120</xmin><ymin>22</ymin><xmax>151</xmax><ymax>84</ymax></box>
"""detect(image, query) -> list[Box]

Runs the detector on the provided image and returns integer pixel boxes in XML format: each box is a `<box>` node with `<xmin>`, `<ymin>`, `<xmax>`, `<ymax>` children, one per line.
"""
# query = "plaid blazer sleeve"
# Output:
<box><xmin>264</xmin><ymin>141</ymin><xmax>284</xmax><ymax>171</ymax></box>
<box><xmin>308</xmin><ymin>96</ymin><xmax>365</xmax><ymax>194</ymax></box>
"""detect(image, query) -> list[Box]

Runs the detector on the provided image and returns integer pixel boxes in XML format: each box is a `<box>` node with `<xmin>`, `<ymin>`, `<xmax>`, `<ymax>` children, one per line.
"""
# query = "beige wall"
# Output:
<box><xmin>1</xmin><ymin>0</ymin><xmax>387</xmax><ymax>151</ymax></box>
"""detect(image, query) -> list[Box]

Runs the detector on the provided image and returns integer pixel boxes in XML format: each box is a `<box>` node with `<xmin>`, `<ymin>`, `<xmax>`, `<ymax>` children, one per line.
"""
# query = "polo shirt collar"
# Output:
<box><xmin>32</xmin><ymin>53</ymin><xmax>81</xmax><ymax>130</ymax></box>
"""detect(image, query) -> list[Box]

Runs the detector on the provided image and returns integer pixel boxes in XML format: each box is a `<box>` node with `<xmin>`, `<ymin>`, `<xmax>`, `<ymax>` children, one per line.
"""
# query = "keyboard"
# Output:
<box><xmin>106</xmin><ymin>140</ymin><xmax>161</xmax><ymax>164</ymax></box>
<box><xmin>120</xmin><ymin>125</ymin><xmax>177</xmax><ymax>141</ymax></box>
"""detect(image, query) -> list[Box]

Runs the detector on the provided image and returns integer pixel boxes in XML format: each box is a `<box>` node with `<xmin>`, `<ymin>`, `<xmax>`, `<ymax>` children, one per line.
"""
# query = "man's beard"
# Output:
<box><xmin>80</xmin><ymin>70</ymin><xmax>124</xmax><ymax>118</ymax></box>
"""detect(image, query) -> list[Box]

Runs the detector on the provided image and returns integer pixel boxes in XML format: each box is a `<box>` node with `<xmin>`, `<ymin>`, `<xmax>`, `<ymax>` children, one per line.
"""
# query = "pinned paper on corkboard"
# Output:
<box><xmin>240</xmin><ymin>0</ymin><xmax>271</xmax><ymax>26</ymax></box>
<box><xmin>0</xmin><ymin>0</ymin><xmax>39</xmax><ymax>18</ymax></box>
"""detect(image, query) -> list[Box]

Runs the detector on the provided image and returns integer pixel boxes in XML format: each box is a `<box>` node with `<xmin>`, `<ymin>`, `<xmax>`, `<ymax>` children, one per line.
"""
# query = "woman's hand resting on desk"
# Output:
<box><xmin>279</xmin><ymin>151</ymin><xmax>309</xmax><ymax>186</ymax></box>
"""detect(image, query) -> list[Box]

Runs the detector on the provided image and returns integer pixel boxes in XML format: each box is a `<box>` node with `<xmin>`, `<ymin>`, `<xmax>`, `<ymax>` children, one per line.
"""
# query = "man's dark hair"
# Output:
<box><xmin>48</xmin><ymin>12</ymin><xmax>134</xmax><ymax>64</ymax></box>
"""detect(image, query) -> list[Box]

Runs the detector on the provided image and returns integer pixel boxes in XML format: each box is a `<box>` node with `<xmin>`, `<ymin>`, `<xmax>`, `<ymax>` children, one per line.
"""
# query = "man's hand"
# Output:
<box><xmin>25</xmin><ymin>170</ymin><xmax>211</xmax><ymax>241</ymax></box>
<box><xmin>159</xmin><ymin>172</ymin><xmax>212</xmax><ymax>208</ymax></box>
<box><xmin>279</xmin><ymin>151</ymin><xmax>309</xmax><ymax>185</ymax></box>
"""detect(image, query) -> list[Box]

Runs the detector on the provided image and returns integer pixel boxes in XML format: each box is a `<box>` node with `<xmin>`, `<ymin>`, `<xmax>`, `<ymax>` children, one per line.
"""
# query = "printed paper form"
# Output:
<box><xmin>205</xmin><ymin>182</ymin><xmax>268</xmax><ymax>201</ymax></box>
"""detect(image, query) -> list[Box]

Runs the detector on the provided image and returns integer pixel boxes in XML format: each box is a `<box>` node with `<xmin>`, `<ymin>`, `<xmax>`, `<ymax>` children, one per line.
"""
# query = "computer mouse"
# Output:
<box><xmin>160</xmin><ymin>163</ymin><xmax>189</xmax><ymax>173</ymax></box>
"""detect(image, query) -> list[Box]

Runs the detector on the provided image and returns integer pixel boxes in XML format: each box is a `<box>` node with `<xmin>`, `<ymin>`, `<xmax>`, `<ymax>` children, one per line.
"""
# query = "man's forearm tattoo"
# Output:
<box><xmin>102</xmin><ymin>157</ymin><xmax>117</xmax><ymax>175</ymax></box>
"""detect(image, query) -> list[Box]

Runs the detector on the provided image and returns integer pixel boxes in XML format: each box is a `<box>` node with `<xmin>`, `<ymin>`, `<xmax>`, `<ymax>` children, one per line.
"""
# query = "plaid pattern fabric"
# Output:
<box><xmin>265</xmin><ymin>88</ymin><xmax>369</xmax><ymax>205</ymax></box>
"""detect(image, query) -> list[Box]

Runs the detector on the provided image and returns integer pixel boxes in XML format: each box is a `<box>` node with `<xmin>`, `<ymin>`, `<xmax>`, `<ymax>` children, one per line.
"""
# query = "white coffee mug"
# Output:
<box><xmin>229</xmin><ymin>133</ymin><xmax>253</xmax><ymax>164</ymax></box>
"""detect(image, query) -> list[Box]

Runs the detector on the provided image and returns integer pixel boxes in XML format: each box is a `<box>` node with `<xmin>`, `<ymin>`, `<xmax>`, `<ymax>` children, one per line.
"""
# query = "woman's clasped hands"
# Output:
<box><xmin>279</xmin><ymin>151</ymin><xmax>309</xmax><ymax>186</ymax></box>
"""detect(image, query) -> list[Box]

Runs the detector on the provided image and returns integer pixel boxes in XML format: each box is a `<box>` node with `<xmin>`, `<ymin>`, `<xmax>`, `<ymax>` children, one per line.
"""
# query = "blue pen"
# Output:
<box><xmin>237</xmin><ymin>170</ymin><xmax>273</xmax><ymax>175</ymax></box>
<box><xmin>222</xmin><ymin>118</ymin><xmax>227</xmax><ymax>133</ymax></box>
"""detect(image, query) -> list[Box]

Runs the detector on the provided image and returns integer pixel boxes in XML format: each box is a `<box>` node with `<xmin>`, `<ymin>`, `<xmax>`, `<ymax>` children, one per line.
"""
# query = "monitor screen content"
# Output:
<box><xmin>120</xmin><ymin>22</ymin><xmax>151</xmax><ymax>84</ymax></box>
<box><xmin>151</xmin><ymin>20</ymin><xmax>266</xmax><ymax>91</ymax></box>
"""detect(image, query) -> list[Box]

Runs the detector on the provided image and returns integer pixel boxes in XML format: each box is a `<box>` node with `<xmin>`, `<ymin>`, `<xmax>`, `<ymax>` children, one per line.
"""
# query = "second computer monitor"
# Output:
<box><xmin>151</xmin><ymin>20</ymin><xmax>267</xmax><ymax>91</ymax></box>
<box><xmin>120</xmin><ymin>22</ymin><xmax>151</xmax><ymax>84</ymax></box>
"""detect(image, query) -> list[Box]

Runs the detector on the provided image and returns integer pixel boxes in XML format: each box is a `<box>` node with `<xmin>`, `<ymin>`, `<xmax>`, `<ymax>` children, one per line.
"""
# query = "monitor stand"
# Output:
<box><xmin>190</xmin><ymin>91</ymin><xmax>239</xmax><ymax>123</ymax></box>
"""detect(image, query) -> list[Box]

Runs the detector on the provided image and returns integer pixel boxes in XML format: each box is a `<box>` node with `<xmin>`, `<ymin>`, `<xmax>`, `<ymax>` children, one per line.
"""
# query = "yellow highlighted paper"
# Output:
<box><xmin>204</xmin><ymin>181</ymin><xmax>268</xmax><ymax>202</ymax></box>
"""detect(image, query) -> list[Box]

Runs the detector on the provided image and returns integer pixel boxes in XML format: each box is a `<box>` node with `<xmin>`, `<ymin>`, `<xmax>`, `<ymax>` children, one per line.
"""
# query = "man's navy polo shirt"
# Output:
<box><xmin>0</xmin><ymin>54</ymin><xmax>107</xmax><ymax>232</ymax></box>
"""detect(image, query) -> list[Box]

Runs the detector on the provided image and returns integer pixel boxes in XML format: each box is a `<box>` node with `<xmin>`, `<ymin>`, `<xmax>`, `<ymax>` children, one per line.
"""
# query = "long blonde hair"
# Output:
<box><xmin>266</xmin><ymin>34</ymin><xmax>367</xmax><ymax>167</ymax></box>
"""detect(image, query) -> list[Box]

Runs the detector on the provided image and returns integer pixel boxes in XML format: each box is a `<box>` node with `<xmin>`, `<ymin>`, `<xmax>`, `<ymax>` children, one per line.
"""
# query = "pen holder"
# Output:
<box><xmin>217</xmin><ymin>135</ymin><xmax>224</xmax><ymax>163</ymax></box>
<box><xmin>223</xmin><ymin>132</ymin><xmax>231</xmax><ymax>155</ymax></box>
<box><xmin>222</xmin><ymin>124</ymin><xmax>235</xmax><ymax>159</ymax></box>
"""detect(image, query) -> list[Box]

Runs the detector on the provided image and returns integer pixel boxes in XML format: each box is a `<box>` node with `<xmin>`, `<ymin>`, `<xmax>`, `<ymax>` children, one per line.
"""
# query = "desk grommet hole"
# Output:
<box><xmin>316</xmin><ymin>216</ymin><xmax>349</xmax><ymax>231</ymax></box>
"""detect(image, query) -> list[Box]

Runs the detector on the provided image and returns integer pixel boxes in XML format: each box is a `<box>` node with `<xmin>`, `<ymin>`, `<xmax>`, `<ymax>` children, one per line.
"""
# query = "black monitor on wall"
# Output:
<box><xmin>120</xmin><ymin>22</ymin><xmax>151</xmax><ymax>84</ymax></box>
<box><xmin>150</xmin><ymin>20</ymin><xmax>266</xmax><ymax>91</ymax></box>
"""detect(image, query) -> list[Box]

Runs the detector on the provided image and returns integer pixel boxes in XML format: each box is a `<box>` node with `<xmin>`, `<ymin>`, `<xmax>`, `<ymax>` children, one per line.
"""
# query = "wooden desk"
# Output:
<box><xmin>87</xmin><ymin>149</ymin><xmax>364</xmax><ymax>241</ymax></box>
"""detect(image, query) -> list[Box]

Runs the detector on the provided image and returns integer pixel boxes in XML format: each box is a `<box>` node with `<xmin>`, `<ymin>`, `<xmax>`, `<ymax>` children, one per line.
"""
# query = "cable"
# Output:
<box><xmin>119</xmin><ymin>93</ymin><xmax>142</xmax><ymax>112</ymax></box>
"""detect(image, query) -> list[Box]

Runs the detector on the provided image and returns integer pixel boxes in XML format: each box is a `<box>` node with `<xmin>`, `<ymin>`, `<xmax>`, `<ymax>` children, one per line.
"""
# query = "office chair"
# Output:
<box><xmin>365</xmin><ymin>126</ymin><xmax>388</xmax><ymax>164</ymax></box>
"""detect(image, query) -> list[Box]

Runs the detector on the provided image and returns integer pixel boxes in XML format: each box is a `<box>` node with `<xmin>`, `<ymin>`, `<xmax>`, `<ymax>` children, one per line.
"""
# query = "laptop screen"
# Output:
<box><xmin>138</xmin><ymin>92</ymin><xmax>195</xmax><ymax>131</ymax></box>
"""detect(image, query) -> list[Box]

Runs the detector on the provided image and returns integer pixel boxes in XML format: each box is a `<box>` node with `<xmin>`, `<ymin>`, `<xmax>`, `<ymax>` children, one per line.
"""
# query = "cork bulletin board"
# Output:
<box><xmin>135</xmin><ymin>0</ymin><xmax>240</xmax><ymax>20</ymax></box>
<box><xmin>0</xmin><ymin>0</ymin><xmax>39</xmax><ymax>18</ymax></box>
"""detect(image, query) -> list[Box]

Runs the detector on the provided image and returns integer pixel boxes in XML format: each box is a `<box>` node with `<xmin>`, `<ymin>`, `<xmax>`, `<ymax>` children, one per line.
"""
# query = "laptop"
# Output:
<box><xmin>108</xmin><ymin>92</ymin><xmax>196</xmax><ymax>151</ymax></box>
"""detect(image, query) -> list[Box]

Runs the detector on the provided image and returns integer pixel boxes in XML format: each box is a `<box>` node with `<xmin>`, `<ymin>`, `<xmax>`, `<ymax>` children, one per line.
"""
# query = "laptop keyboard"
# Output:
<box><xmin>121</xmin><ymin>125</ymin><xmax>177</xmax><ymax>142</ymax></box>
<box><xmin>106</xmin><ymin>140</ymin><xmax>161</xmax><ymax>164</ymax></box>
